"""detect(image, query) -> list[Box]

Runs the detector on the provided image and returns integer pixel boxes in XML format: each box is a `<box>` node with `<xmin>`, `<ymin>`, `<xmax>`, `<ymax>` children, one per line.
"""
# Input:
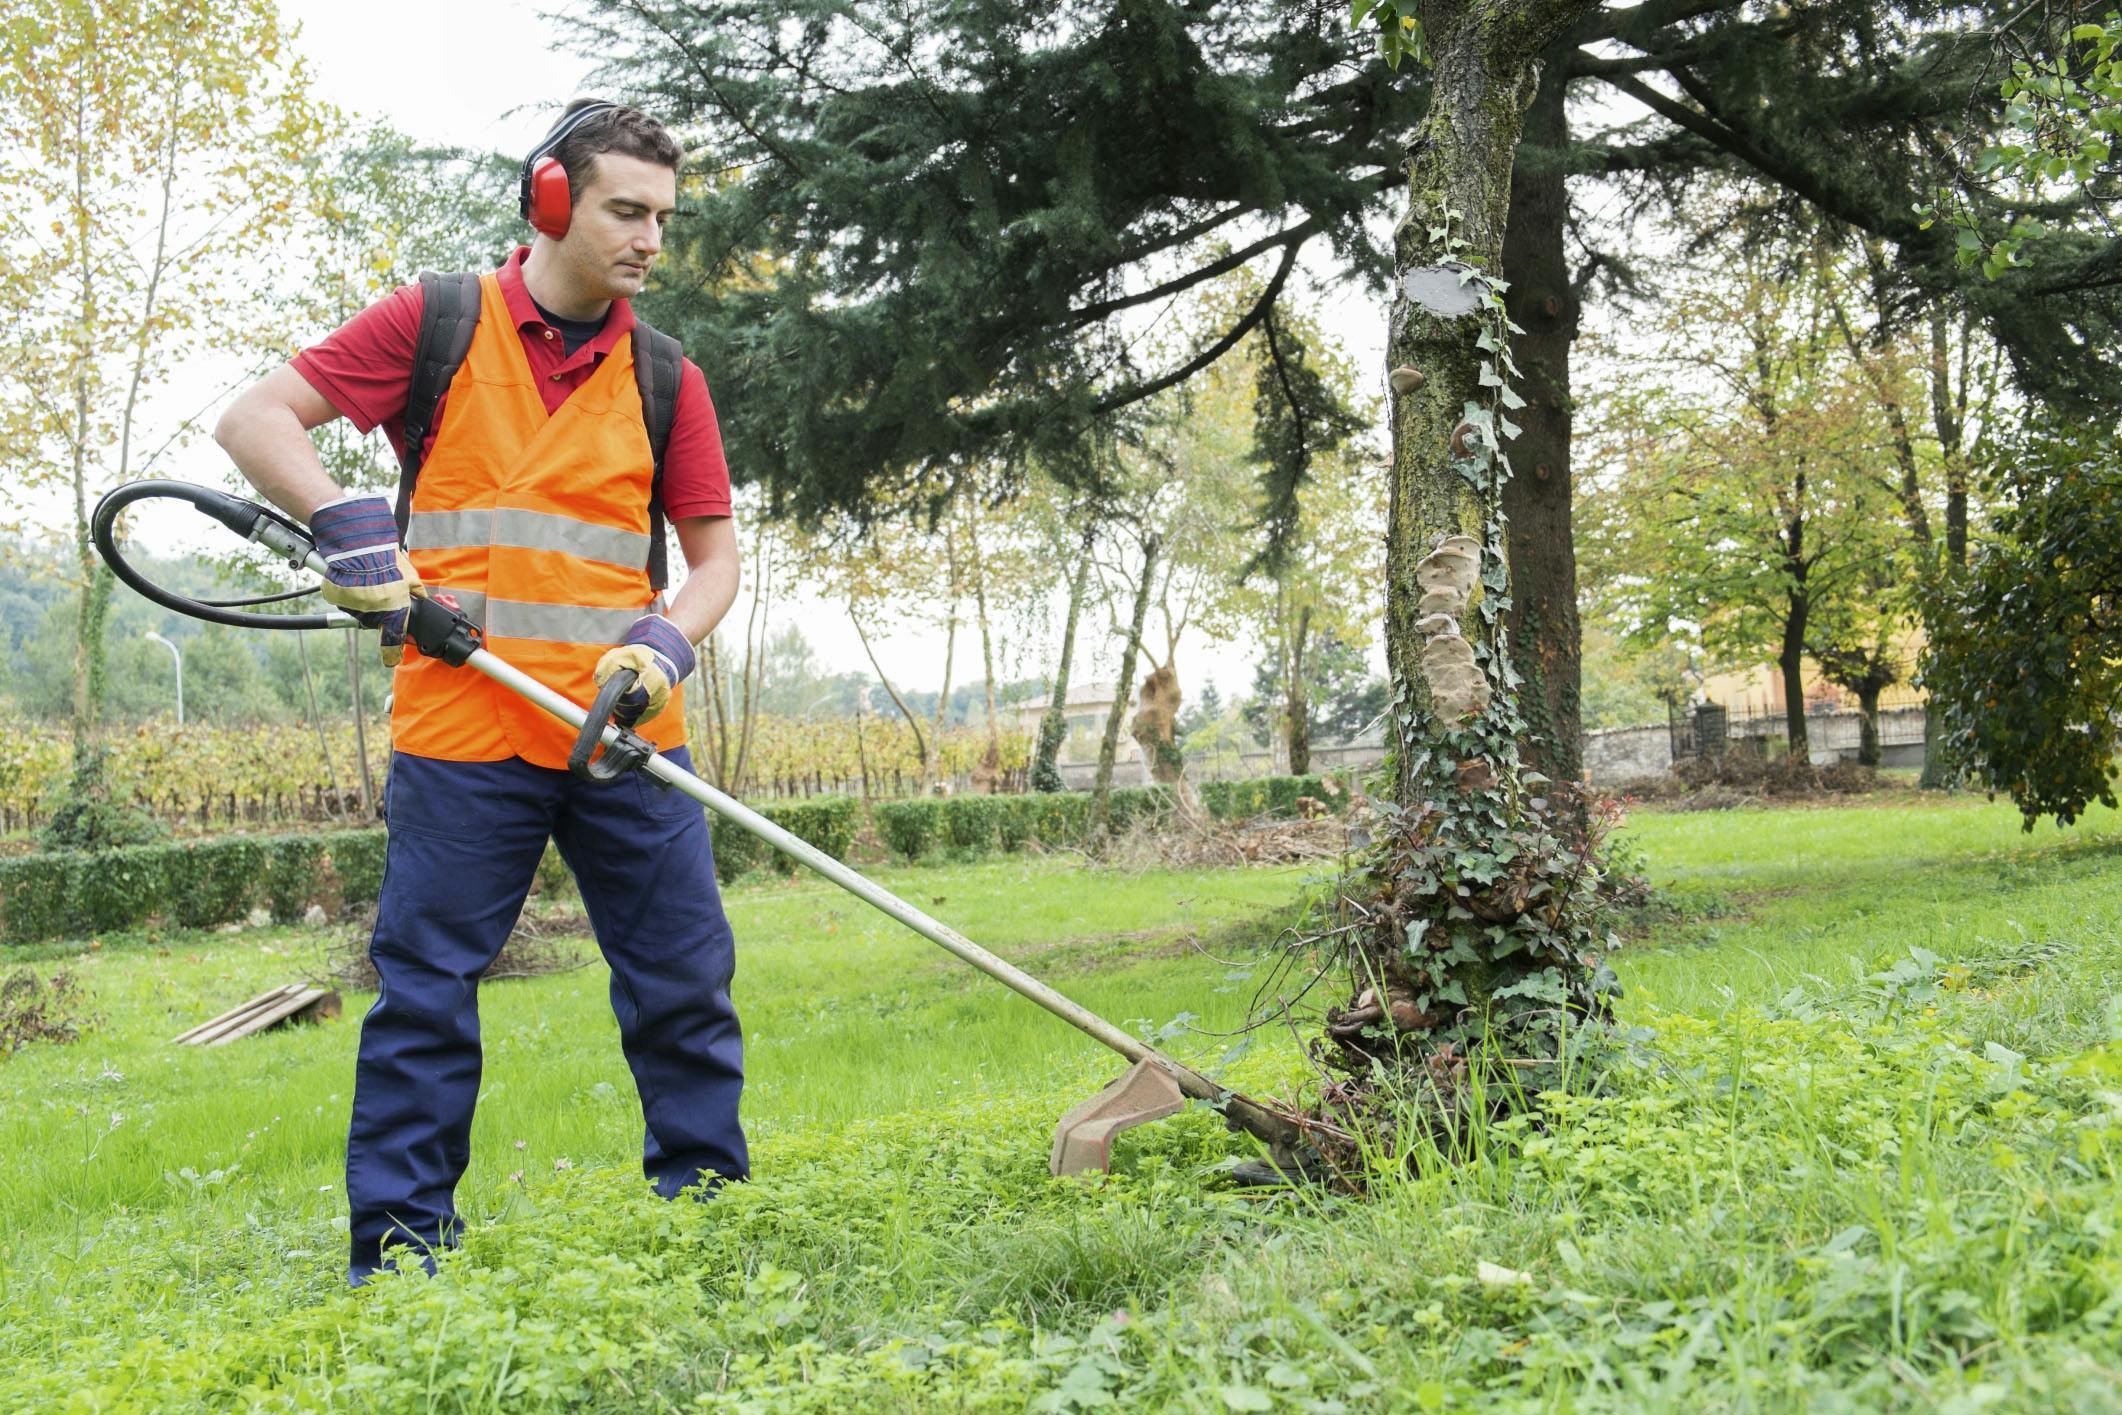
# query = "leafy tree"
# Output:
<box><xmin>1581</xmin><ymin>222</ymin><xmax>1912</xmax><ymax>765</ymax></box>
<box><xmin>1924</xmin><ymin>417</ymin><xmax>2122</xmax><ymax>826</ymax></box>
<box><xmin>0</xmin><ymin>0</ymin><xmax>328</xmax><ymax>841</ymax></box>
<box><xmin>1244</xmin><ymin>634</ymin><xmax>1384</xmax><ymax>751</ymax></box>
<box><xmin>1937</xmin><ymin>9</ymin><xmax>2122</xmax><ymax>279</ymax></box>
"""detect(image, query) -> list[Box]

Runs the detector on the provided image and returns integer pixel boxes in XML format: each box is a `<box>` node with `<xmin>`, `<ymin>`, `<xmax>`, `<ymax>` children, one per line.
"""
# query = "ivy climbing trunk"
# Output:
<box><xmin>1312</xmin><ymin>0</ymin><xmax>1610</xmax><ymax>1146</ymax></box>
<box><xmin>1033</xmin><ymin>521</ymin><xmax>1097</xmax><ymax>793</ymax></box>
<box><xmin>1500</xmin><ymin>54</ymin><xmax>1582</xmax><ymax>786</ymax></box>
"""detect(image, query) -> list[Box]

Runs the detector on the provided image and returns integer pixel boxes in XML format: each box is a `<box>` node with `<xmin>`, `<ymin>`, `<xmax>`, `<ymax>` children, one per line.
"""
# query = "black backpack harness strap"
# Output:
<box><xmin>630</xmin><ymin>318</ymin><xmax>683</xmax><ymax>593</ymax></box>
<box><xmin>395</xmin><ymin>269</ymin><xmax>684</xmax><ymax>591</ymax></box>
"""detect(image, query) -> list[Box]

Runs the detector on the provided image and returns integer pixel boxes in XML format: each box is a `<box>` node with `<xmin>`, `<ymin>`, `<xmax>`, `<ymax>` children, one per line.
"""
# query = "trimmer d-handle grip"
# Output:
<box><xmin>569</xmin><ymin>669</ymin><xmax>660</xmax><ymax>783</ymax></box>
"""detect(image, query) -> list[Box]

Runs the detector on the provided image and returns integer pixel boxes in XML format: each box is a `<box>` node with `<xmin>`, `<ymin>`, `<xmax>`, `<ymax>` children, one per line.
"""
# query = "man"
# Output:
<box><xmin>215</xmin><ymin>100</ymin><xmax>746</xmax><ymax>1285</ymax></box>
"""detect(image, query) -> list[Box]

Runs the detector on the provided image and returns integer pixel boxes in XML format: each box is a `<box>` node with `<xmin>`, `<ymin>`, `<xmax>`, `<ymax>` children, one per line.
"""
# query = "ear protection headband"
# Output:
<box><xmin>519</xmin><ymin>101</ymin><xmax>620</xmax><ymax>240</ymax></box>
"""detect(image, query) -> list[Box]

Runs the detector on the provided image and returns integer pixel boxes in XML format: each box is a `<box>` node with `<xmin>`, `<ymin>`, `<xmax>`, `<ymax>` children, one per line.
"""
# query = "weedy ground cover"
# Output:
<box><xmin>1</xmin><ymin>797</ymin><xmax>2119</xmax><ymax>1409</ymax></box>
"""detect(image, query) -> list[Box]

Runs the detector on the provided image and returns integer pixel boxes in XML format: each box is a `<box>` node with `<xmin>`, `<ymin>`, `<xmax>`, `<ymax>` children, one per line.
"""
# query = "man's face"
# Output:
<box><xmin>559</xmin><ymin>152</ymin><xmax>677</xmax><ymax>301</ymax></box>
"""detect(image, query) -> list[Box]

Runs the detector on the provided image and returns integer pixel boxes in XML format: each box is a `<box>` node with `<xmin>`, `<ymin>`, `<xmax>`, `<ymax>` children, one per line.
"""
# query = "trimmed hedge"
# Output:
<box><xmin>708</xmin><ymin>796</ymin><xmax>861</xmax><ymax>882</ymax></box>
<box><xmin>868</xmin><ymin>776</ymin><xmax>1346</xmax><ymax>862</ymax></box>
<box><xmin>0</xmin><ymin>829</ymin><xmax>390</xmax><ymax>946</ymax></box>
<box><xmin>1</xmin><ymin>775</ymin><xmax>1352</xmax><ymax>941</ymax></box>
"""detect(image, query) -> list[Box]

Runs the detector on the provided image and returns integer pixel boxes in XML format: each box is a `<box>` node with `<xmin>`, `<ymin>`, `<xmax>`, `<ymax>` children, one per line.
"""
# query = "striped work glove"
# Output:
<box><xmin>309</xmin><ymin>495</ymin><xmax>423</xmax><ymax>666</ymax></box>
<box><xmin>593</xmin><ymin>615</ymin><xmax>696</xmax><ymax>728</ymax></box>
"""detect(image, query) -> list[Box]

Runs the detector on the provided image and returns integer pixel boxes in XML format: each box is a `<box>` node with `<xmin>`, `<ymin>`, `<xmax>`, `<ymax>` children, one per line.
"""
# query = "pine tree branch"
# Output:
<box><xmin>1090</xmin><ymin>240</ymin><xmax>1304</xmax><ymax>416</ymax></box>
<box><xmin>1066</xmin><ymin>213</ymin><xmax>1327</xmax><ymax>328</ymax></box>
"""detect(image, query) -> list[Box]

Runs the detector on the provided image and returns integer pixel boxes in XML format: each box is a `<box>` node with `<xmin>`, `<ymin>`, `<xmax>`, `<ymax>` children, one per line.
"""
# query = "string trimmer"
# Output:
<box><xmin>94</xmin><ymin>480</ymin><xmax>1314</xmax><ymax>1176</ymax></box>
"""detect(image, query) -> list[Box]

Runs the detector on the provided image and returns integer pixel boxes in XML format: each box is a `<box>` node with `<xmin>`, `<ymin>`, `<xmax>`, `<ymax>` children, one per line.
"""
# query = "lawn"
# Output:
<box><xmin>1</xmin><ymin>794</ymin><xmax>2119</xmax><ymax>1410</ymax></box>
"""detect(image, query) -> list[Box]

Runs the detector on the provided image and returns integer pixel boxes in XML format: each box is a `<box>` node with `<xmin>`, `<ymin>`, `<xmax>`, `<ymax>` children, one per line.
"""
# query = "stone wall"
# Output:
<box><xmin>1583</xmin><ymin>705</ymin><xmax>1929</xmax><ymax>785</ymax></box>
<box><xmin>1582</xmin><ymin>724</ymin><xmax>1674</xmax><ymax>784</ymax></box>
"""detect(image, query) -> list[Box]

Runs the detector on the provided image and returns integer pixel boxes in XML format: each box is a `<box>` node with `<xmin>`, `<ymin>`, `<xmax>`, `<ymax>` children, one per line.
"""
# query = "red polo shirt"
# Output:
<box><xmin>292</xmin><ymin>248</ymin><xmax>732</xmax><ymax>519</ymax></box>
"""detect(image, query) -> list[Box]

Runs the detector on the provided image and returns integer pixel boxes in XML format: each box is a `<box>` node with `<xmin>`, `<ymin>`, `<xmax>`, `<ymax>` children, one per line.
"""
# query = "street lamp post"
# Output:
<box><xmin>145</xmin><ymin>630</ymin><xmax>183</xmax><ymax>726</ymax></box>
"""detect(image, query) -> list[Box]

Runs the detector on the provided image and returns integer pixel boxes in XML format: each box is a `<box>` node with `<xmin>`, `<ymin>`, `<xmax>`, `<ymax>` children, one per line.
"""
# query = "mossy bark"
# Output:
<box><xmin>1383</xmin><ymin>4</ymin><xmax>1584</xmax><ymax>801</ymax></box>
<box><xmin>1318</xmin><ymin>1</ymin><xmax>1607</xmax><ymax>1125</ymax></box>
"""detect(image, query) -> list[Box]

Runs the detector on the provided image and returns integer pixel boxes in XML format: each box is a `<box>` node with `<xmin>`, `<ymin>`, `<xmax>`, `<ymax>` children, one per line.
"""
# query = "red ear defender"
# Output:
<box><xmin>519</xmin><ymin>101</ymin><xmax>619</xmax><ymax>241</ymax></box>
<box><xmin>526</xmin><ymin>155</ymin><xmax>574</xmax><ymax>239</ymax></box>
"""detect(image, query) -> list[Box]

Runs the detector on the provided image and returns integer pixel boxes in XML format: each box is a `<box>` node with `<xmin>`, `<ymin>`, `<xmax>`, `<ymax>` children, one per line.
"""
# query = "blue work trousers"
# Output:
<box><xmin>346</xmin><ymin>747</ymin><xmax>746</xmax><ymax>1281</ymax></box>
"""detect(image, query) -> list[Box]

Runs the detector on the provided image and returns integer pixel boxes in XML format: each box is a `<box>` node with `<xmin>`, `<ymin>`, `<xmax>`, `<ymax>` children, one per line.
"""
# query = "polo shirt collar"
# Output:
<box><xmin>496</xmin><ymin>246</ymin><xmax>637</xmax><ymax>363</ymax></box>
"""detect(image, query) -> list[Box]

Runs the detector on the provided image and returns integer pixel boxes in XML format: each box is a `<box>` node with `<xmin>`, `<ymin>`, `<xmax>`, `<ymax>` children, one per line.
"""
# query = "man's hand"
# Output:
<box><xmin>594</xmin><ymin>615</ymin><xmax>697</xmax><ymax>727</ymax></box>
<box><xmin>310</xmin><ymin>495</ymin><xmax>423</xmax><ymax>666</ymax></box>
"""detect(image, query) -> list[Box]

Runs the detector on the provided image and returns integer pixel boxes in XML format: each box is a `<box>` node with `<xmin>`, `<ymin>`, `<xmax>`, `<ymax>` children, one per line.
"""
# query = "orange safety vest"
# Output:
<box><xmin>391</xmin><ymin>273</ymin><xmax>686</xmax><ymax>766</ymax></box>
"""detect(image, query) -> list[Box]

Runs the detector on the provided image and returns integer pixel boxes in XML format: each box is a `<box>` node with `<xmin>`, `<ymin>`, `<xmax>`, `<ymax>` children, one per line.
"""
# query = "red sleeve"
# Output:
<box><xmin>660</xmin><ymin>358</ymin><xmax>733</xmax><ymax>519</ymax></box>
<box><xmin>290</xmin><ymin>283</ymin><xmax>423</xmax><ymax>440</ymax></box>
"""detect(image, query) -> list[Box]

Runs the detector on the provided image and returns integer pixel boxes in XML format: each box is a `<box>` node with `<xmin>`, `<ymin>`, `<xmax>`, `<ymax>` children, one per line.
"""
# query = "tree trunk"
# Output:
<box><xmin>702</xmin><ymin>633</ymin><xmax>732</xmax><ymax>788</ymax></box>
<box><xmin>968</xmin><ymin>511</ymin><xmax>1003</xmax><ymax>783</ymax></box>
<box><xmin>1090</xmin><ymin>532</ymin><xmax>1159</xmax><ymax>835</ymax></box>
<box><xmin>1779</xmin><ymin>591</ymin><xmax>1811</xmax><ymax>766</ymax></box>
<box><xmin>1339</xmin><ymin>0</ymin><xmax>1602</xmax><ymax>1104</ymax></box>
<box><xmin>853</xmin><ymin>609</ymin><xmax>929</xmax><ymax>779</ymax></box>
<box><xmin>1383</xmin><ymin>8</ymin><xmax>1566</xmax><ymax>803</ymax></box>
<box><xmin>1500</xmin><ymin>48</ymin><xmax>1583</xmax><ymax>785</ymax></box>
<box><xmin>1919</xmin><ymin>302</ymin><xmax>1967</xmax><ymax>789</ymax></box>
<box><xmin>1033</xmin><ymin>521</ymin><xmax>1097</xmax><ymax>792</ymax></box>
<box><xmin>1856</xmin><ymin>683</ymin><xmax>1881</xmax><ymax>768</ymax></box>
<box><xmin>1285</xmin><ymin>602</ymin><xmax>1312</xmax><ymax>776</ymax></box>
<box><xmin>929</xmin><ymin>599</ymin><xmax>958</xmax><ymax>790</ymax></box>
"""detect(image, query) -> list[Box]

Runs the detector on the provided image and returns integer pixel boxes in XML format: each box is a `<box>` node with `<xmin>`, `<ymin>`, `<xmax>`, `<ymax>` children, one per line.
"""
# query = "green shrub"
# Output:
<box><xmin>1200</xmin><ymin>773</ymin><xmax>1349</xmax><ymax>821</ymax></box>
<box><xmin>938</xmin><ymin>796</ymin><xmax>1003</xmax><ymax>854</ymax></box>
<box><xmin>874</xmin><ymin>800</ymin><xmax>940</xmax><ymax>860</ymax></box>
<box><xmin>761</xmin><ymin>796</ymin><xmax>860</xmax><ymax>874</ymax></box>
<box><xmin>705</xmin><ymin>797</ymin><xmax>860</xmax><ymax>882</ymax></box>
<box><xmin>1103</xmin><ymin>785</ymin><xmax>1176</xmax><ymax>833</ymax></box>
<box><xmin>707</xmin><ymin>811</ymin><xmax>762</xmax><ymax>881</ymax></box>
<box><xmin>995</xmin><ymin>797</ymin><xmax>1037</xmax><ymax>852</ymax></box>
<box><xmin>0</xmin><ymin>854</ymin><xmax>76</xmax><ymax>944</ymax></box>
<box><xmin>71</xmin><ymin>846</ymin><xmax>171</xmax><ymax>936</ymax></box>
<box><xmin>1027</xmin><ymin>793</ymin><xmax>1089</xmax><ymax>849</ymax></box>
<box><xmin>0</xmin><ymin>829</ymin><xmax>405</xmax><ymax>946</ymax></box>
<box><xmin>262</xmin><ymin>836</ymin><xmax>327</xmax><ymax>923</ymax></box>
<box><xmin>171</xmin><ymin>837</ymin><xmax>264</xmax><ymax>929</ymax></box>
<box><xmin>326</xmin><ymin>830</ymin><xmax>389</xmax><ymax>907</ymax></box>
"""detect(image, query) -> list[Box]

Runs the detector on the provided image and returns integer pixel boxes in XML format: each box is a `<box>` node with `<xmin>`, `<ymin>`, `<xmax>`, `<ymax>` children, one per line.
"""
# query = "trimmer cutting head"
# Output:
<box><xmin>1050</xmin><ymin>1058</ymin><xmax>1188</xmax><ymax>1176</ymax></box>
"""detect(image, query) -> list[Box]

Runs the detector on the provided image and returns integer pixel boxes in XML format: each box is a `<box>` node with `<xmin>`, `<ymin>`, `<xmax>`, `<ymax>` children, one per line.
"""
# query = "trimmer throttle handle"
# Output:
<box><xmin>569</xmin><ymin>669</ymin><xmax>660</xmax><ymax>783</ymax></box>
<box><xmin>406</xmin><ymin>594</ymin><xmax>485</xmax><ymax>666</ymax></box>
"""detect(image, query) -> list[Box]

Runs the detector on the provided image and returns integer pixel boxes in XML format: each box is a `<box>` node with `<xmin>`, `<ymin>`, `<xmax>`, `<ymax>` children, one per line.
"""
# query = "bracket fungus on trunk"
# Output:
<box><xmin>1414</xmin><ymin>534</ymin><xmax>1490</xmax><ymax>723</ymax></box>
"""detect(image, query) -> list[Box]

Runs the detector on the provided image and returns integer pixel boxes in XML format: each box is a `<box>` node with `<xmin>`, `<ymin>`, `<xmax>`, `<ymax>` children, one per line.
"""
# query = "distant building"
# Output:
<box><xmin>1008</xmin><ymin>680</ymin><xmax>1142</xmax><ymax>764</ymax></box>
<box><xmin>1694</xmin><ymin>627</ymin><xmax>1928</xmax><ymax>717</ymax></box>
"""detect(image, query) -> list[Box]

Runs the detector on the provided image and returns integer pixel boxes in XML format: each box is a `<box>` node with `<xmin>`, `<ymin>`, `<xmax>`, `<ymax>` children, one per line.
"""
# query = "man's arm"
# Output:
<box><xmin>212</xmin><ymin>363</ymin><xmax>351</xmax><ymax>523</ymax></box>
<box><xmin>662</xmin><ymin>515</ymin><xmax>742</xmax><ymax>645</ymax></box>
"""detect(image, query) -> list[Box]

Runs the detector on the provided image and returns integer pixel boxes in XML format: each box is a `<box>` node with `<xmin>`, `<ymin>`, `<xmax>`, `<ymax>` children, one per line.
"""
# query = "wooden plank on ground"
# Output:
<box><xmin>207</xmin><ymin>987</ymin><xmax>333</xmax><ymax>1046</ymax></box>
<box><xmin>170</xmin><ymin>985</ymin><xmax>301</xmax><ymax>1045</ymax></box>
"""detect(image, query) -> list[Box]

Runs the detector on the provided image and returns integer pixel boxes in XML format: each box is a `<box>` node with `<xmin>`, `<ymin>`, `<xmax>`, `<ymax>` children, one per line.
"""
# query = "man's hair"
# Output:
<box><xmin>550</xmin><ymin>98</ymin><xmax>683</xmax><ymax>200</ymax></box>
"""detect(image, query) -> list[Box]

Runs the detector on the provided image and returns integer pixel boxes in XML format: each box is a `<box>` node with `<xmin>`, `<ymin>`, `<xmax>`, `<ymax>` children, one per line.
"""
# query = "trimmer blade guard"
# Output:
<box><xmin>1050</xmin><ymin>1058</ymin><xmax>1188</xmax><ymax>1176</ymax></box>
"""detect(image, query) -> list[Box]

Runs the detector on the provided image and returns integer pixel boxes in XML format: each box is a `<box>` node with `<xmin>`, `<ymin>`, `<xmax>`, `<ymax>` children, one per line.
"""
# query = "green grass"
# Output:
<box><xmin>1</xmin><ymin>798</ymin><xmax>2120</xmax><ymax>1409</ymax></box>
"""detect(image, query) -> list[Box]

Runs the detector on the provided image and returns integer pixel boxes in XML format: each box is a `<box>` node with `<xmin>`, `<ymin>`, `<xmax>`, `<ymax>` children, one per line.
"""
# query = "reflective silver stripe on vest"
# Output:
<box><xmin>407</xmin><ymin>507</ymin><xmax>651</xmax><ymax>569</ymax></box>
<box><xmin>484</xmin><ymin>598</ymin><xmax>649</xmax><ymax>646</ymax></box>
<box><xmin>425</xmin><ymin>587</ymin><xmax>487</xmax><ymax>629</ymax></box>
